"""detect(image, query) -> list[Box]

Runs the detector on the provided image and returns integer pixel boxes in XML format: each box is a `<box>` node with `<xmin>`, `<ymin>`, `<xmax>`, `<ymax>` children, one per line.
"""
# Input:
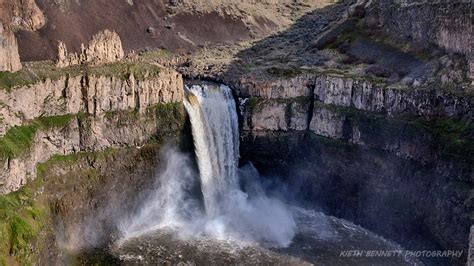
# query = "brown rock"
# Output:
<box><xmin>56</xmin><ymin>30</ymin><xmax>125</xmax><ymax>67</ymax></box>
<box><xmin>0</xmin><ymin>22</ymin><xmax>21</xmax><ymax>72</ymax></box>
<box><xmin>0</xmin><ymin>0</ymin><xmax>45</xmax><ymax>71</ymax></box>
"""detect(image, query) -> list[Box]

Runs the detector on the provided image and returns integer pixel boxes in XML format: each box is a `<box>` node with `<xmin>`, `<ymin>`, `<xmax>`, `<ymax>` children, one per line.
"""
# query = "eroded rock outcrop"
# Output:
<box><xmin>0</xmin><ymin>0</ymin><xmax>45</xmax><ymax>71</ymax></box>
<box><xmin>56</xmin><ymin>30</ymin><xmax>125</xmax><ymax>67</ymax></box>
<box><xmin>0</xmin><ymin>67</ymin><xmax>184</xmax><ymax>194</ymax></box>
<box><xmin>0</xmin><ymin>68</ymin><xmax>183</xmax><ymax>136</ymax></box>
<box><xmin>0</xmin><ymin>0</ymin><xmax>45</xmax><ymax>30</ymax></box>
<box><xmin>0</xmin><ymin>104</ymin><xmax>185</xmax><ymax>195</ymax></box>
<box><xmin>0</xmin><ymin>23</ymin><xmax>21</xmax><ymax>72</ymax></box>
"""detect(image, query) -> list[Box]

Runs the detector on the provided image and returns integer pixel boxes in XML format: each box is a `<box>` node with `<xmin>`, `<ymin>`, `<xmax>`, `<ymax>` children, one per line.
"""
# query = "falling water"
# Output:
<box><xmin>120</xmin><ymin>83</ymin><xmax>295</xmax><ymax>248</ymax></box>
<box><xmin>183</xmin><ymin>84</ymin><xmax>240</xmax><ymax>217</ymax></box>
<box><xmin>115</xmin><ymin>83</ymin><xmax>418</xmax><ymax>265</ymax></box>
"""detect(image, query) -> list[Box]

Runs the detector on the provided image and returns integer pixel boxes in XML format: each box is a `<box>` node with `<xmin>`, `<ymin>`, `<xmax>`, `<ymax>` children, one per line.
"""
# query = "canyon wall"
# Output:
<box><xmin>0</xmin><ymin>66</ymin><xmax>184</xmax><ymax>194</ymax></box>
<box><xmin>0</xmin><ymin>59</ymin><xmax>188</xmax><ymax>265</ymax></box>
<box><xmin>36</xmin><ymin>144</ymin><xmax>175</xmax><ymax>265</ymax></box>
<box><xmin>239</xmin><ymin>72</ymin><xmax>473</xmax><ymax>265</ymax></box>
<box><xmin>0</xmin><ymin>68</ymin><xmax>182</xmax><ymax>136</ymax></box>
<box><xmin>367</xmin><ymin>0</ymin><xmax>474</xmax><ymax>82</ymax></box>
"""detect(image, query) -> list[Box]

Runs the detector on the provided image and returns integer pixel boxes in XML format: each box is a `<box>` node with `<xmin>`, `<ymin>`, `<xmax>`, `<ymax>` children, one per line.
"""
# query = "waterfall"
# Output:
<box><xmin>121</xmin><ymin>83</ymin><xmax>295</xmax><ymax>248</ymax></box>
<box><xmin>183</xmin><ymin>84</ymin><xmax>240</xmax><ymax>217</ymax></box>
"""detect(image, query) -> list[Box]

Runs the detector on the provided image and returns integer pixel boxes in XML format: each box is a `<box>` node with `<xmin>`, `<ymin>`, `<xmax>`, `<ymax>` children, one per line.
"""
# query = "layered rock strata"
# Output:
<box><xmin>0</xmin><ymin>68</ymin><xmax>184</xmax><ymax>194</ymax></box>
<box><xmin>239</xmin><ymin>72</ymin><xmax>473</xmax><ymax>264</ymax></box>
<box><xmin>0</xmin><ymin>68</ymin><xmax>183</xmax><ymax>136</ymax></box>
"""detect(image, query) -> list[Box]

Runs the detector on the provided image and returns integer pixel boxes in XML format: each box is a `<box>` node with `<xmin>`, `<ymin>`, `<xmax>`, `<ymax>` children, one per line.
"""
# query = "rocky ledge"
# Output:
<box><xmin>239</xmin><ymin>71</ymin><xmax>473</xmax><ymax>264</ymax></box>
<box><xmin>0</xmin><ymin>61</ymin><xmax>185</xmax><ymax>194</ymax></box>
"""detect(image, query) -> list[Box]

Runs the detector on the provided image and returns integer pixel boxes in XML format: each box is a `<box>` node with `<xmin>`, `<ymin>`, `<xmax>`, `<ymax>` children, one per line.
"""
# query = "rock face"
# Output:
<box><xmin>0</xmin><ymin>0</ymin><xmax>46</xmax><ymax>71</ymax></box>
<box><xmin>0</xmin><ymin>0</ymin><xmax>45</xmax><ymax>31</ymax></box>
<box><xmin>56</xmin><ymin>30</ymin><xmax>125</xmax><ymax>67</ymax></box>
<box><xmin>242</xmin><ymin>73</ymin><xmax>472</xmax><ymax>169</ymax></box>
<box><xmin>0</xmin><ymin>68</ymin><xmax>184</xmax><ymax>194</ymax></box>
<box><xmin>38</xmin><ymin>144</ymin><xmax>174</xmax><ymax>264</ymax></box>
<box><xmin>240</xmin><ymin>73</ymin><xmax>472</xmax><ymax>118</ymax></box>
<box><xmin>0</xmin><ymin>68</ymin><xmax>183</xmax><ymax>137</ymax></box>
<box><xmin>0</xmin><ymin>23</ymin><xmax>21</xmax><ymax>72</ymax></box>
<box><xmin>373</xmin><ymin>0</ymin><xmax>472</xmax><ymax>57</ymax></box>
<box><xmin>240</xmin><ymin>72</ymin><xmax>473</xmax><ymax>265</ymax></box>
<box><xmin>0</xmin><ymin>104</ymin><xmax>186</xmax><ymax>195</ymax></box>
<box><xmin>369</xmin><ymin>0</ymin><xmax>474</xmax><ymax>82</ymax></box>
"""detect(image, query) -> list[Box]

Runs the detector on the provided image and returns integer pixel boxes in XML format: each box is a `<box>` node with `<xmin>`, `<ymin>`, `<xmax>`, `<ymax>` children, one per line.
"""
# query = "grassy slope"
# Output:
<box><xmin>0</xmin><ymin>176</ymin><xmax>46</xmax><ymax>266</ymax></box>
<box><xmin>0</xmin><ymin>60</ymin><xmax>163</xmax><ymax>91</ymax></box>
<box><xmin>0</xmin><ymin>114</ymin><xmax>74</xmax><ymax>161</ymax></box>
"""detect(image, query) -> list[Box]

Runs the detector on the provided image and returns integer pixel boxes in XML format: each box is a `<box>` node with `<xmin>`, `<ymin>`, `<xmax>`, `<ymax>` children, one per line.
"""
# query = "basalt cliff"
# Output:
<box><xmin>0</xmin><ymin>0</ymin><xmax>472</xmax><ymax>265</ymax></box>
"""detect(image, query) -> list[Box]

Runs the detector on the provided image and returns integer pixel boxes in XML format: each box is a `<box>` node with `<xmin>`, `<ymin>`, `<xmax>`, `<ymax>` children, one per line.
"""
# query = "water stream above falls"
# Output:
<box><xmin>112</xmin><ymin>83</ymin><xmax>418</xmax><ymax>265</ymax></box>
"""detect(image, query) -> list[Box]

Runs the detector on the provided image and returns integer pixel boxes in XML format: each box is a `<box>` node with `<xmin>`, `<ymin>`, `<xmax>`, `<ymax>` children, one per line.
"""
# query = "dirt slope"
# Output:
<box><xmin>16</xmin><ymin>0</ymin><xmax>336</xmax><ymax>61</ymax></box>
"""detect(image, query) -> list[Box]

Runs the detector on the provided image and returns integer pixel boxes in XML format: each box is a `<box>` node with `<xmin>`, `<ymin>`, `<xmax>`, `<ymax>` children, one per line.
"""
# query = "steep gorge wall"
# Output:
<box><xmin>239</xmin><ymin>73</ymin><xmax>473</xmax><ymax>264</ymax></box>
<box><xmin>0</xmin><ymin>60</ymin><xmax>187</xmax><ymax>264</ymax></box>
<box><xmin>240</xmin><ymin>73</ymin><xmax>472</xmax><ymax>118</ymax></box>
<box><xmin>0</xmin><ymin>142</ymin><xmax>180</xmax><ymax>265</ymax></box>
<box><xmin>372</xmin><ymin>0</ymin><xmax>472</xmax><ymax>57</ymax></box>
<box><xmin>0</xmin><ymin>68</ymin><xmax>182</xmax><ymax>136</ymax></box>
<box><xmin>367</xmin><ymin>0</ymin><xmax>474</xmax><ymax>81</ymax></box>
<box><xmin>0</xmin><ymin>68</ymin><xmax>185</xmax><ymax>194</ymax></box>
<box><xmin>241</xmin><ymin>74</ymin><xmax>472</xmax><ymax>165</ymax></box>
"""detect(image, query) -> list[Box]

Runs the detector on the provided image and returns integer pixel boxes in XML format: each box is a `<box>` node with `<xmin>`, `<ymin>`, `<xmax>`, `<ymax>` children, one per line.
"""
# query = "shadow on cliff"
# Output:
<box><xmin>222</xmin><ymin>0</ymin><xmax>355</xmax><ymax>84</ymax></box>
<box><xmin>220</xmin><ymin>1</ymin><xmax>468</xmax><ymax>265</ymax></box>
<box><xmin>222</xmin><ymin>0</ymin><xmax>438</xmax><ymax>89</ymax></box>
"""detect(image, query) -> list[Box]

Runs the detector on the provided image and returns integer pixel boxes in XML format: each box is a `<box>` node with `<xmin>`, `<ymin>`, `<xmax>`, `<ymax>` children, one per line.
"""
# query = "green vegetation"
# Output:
<box><xmin>149</xmin><ymin>102</ymin><xmax>186</xmax><ymax>142</ymax></box>
<box><xmin>314</xmin><ymin>102</ymin><xmax>474</xmax><ymax>165</ymax></box>
<box><xmin>267</xmin><ymin>67</ymin><xmax>302</xmax><ymax>78</ymax></box>
<box><xmin>0</xmin><ymin>114</ymin><xmax>74</xmax><ymax>161</ymax></box>
<box><xmin>0</xmin><ymin>61</ymin><xmax>82</xmax><ymax>91</ymax></box>
<box><xmin>0</xmin><ymin>59</ymin><xmax>163</xmax><ymax>91</ymax></box>
<box><xmin>87</xmin><ymin>61</ymin><xmax>162</xmax><ymax>80</ymax></box>
<box><xmin>0</xmin><ymin>176</ymin><xmax>46</xmax><ymax>265</ymax></box>
<box><xmin>102</xmin><ymin>102</ymin><xmax>185</xmax><ymax>131</ymax></box>
<box><xmin>0</xmin><ymin>147</ymin><xmax>122</xmax><ymax>265</ymax></box>
<box><xmin>245</xmin><ymin>97</ymin><xmax>263</xmax><ymax>113</ymax></box>
<box><xmin>104</xmin><ymin>107</ymin><xmax>139</xmax><ymax>120</ymax></box>
<box><xmin>138</xmin><ymin>49</ymin><xmax>173</xmax><ymax>61</ymax></box>
<box><xmin>417</xmin><ymin>118</ymin><xmax>474</xmax><ymax>164</ymax></box>
<box><xmin>0</xmin><ymin>101</ymin><xmax>184</xmax><ymax>163</ymax></box>
<box><xmin>38</xmin><ymin>149</ymin><xmax>118</xmax><ymax>178</ymax></box>
<box><xmin>151</xmin><ymin>102</ymin><xmax>185</xmax><ymax>121</ymax></box>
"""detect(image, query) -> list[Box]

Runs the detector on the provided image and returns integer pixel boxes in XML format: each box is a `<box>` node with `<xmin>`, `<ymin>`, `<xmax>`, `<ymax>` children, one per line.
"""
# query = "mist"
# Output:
<box><xmin>118</xmin><ymin>84</ymin><xmax>296</xmax><ymax>248</ymax></box>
